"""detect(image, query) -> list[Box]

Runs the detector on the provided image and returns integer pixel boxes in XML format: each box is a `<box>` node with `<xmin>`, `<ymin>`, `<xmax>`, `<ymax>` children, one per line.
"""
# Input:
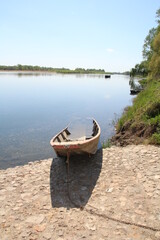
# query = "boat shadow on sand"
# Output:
<box><xmin>50</xmin><ymin>148</ymin><xmax>102</xmax><ymax>209</ymax></box>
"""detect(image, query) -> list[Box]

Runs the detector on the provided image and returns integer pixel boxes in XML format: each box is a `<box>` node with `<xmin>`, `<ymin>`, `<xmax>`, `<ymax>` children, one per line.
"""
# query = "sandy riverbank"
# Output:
<box><xmin>0</xmin><ymin>145</ymin><xmax>160</xmax><ymax>240</ymax></box>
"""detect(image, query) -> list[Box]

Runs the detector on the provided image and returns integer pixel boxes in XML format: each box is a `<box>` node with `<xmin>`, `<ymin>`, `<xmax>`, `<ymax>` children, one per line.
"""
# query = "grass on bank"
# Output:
<box><xmin>117</xmin><ymin>79</ymin><xmax>160</xmax><ymax>145</ymax></box>
<box><xmin>102</xmin><ymin>139</ymin><xmax>111</xmax><ymax>148</ymax></box>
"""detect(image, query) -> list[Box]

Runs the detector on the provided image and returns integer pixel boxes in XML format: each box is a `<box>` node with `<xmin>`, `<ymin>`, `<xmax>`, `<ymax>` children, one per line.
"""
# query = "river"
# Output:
<box><xmin>0</xmin><ymin>72</ymin><xmax>133</xmax><ymax>169</ymax></box>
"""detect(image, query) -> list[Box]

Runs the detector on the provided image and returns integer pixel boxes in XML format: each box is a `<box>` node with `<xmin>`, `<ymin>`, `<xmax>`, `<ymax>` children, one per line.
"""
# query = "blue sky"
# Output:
<box><xmin>0</xmin><ymin>0</ymin><xmax>160</xmax><ymax>72</ymax></box>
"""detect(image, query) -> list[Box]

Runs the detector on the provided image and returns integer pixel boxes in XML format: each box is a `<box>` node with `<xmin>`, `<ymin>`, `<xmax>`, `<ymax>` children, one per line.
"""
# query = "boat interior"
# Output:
<box><xmin>53</xmin><ymin>120</ymin><xmax>99</xmax><ymax>143</ymax></box>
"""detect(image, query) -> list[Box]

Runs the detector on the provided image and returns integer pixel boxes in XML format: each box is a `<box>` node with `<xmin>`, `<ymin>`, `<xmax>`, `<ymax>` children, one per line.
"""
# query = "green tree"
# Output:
<box><xmin>143</xmin><ymin>8</ymin><xmax>160</xmax><ymax>62</ymax></box>
<box><xmin>156</xmin><ymin>8</ymin><xmax>160</xmax><ymax>24</ymax></box>
<box><xmin>142</xmin><ymin>27</ymin><xmax>157</xmax><ymax>60</ymax></box>
<box><xmin>131</xmin><ymin>8</ymin><xmax>160</xmax><ymax>78</ymax></box>
<box><xmin>130</xmin><ymin>61</ymin><xmax>148</xmax><ymax>77</ymax></box>
<box><xmin>149</xmin><ymin>31</ymin><xmax>160</xmax><ymax>78</ymax></box>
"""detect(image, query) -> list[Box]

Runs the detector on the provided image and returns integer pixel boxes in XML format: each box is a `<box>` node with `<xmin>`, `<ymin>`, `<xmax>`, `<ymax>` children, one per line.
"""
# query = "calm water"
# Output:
<box><xmin>0</xmin><ymin>72</ymin><xmax>133</xmax><ymax>169</ymax></box>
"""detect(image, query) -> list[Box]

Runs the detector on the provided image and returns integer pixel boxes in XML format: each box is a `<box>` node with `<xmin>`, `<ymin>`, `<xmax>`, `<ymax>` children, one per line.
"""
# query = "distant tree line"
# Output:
<box><xmin>130</xmin><ymin>8</ymin><xmax>160</xmax><ymax>78</ymax></box>
<box><xmin>0</xmin><ymin>64</ymin><xmax>107</xmax><ymax>74</ymax></box>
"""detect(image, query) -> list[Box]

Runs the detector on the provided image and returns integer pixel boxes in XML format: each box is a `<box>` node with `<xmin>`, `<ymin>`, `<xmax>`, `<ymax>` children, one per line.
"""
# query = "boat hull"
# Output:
<box><xmin>53</xmin><ymin>135</ymin><xmax>100</xmax><ymax>157</ymax></box>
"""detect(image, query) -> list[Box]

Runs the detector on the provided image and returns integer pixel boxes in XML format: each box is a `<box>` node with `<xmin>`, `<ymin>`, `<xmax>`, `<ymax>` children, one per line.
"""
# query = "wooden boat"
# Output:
<box><xmin>50</xmin><ymin>119</ymin><xmax>100</xmax><ymax>158</ymax></box>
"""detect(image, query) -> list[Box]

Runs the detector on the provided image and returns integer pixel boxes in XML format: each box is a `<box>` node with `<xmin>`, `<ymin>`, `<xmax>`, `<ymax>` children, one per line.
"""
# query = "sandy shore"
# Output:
<box><xmin>0</xmin><ymin>145</ymin><xmax>160</xmax><ymax>240</ymax></box>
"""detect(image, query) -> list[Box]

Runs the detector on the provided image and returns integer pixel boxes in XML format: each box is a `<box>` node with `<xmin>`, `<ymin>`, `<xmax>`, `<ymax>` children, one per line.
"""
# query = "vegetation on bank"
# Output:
<box><xmin>102</xmin><ymin>139</ymin><xmax>111</xmax><ymax>148</ymax></box>
<box><xmin>117</xmin><ymin>80</ymin><xmax>160</xmax><ymax>144</ymax></box>
<box><xmin>115</xmin><ymin>8</ymin><xmax>160</xmax><ymax>145</ymax></box>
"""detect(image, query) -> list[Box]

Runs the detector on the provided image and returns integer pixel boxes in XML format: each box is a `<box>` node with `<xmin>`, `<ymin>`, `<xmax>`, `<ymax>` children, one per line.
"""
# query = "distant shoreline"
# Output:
<box><xmin>0</xmin><ymin>70</ymin><xmax>107</xmax><ymax>74</ymax></box>
<box><xmin>0</xmin><ymin>70</ymin><xmax>128</xmax><ymax>75</ymax></box>
<box><xmin>0</xmin><ymin>65</ymin><xmax>128</xmax><ymax>75</ymax></box>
